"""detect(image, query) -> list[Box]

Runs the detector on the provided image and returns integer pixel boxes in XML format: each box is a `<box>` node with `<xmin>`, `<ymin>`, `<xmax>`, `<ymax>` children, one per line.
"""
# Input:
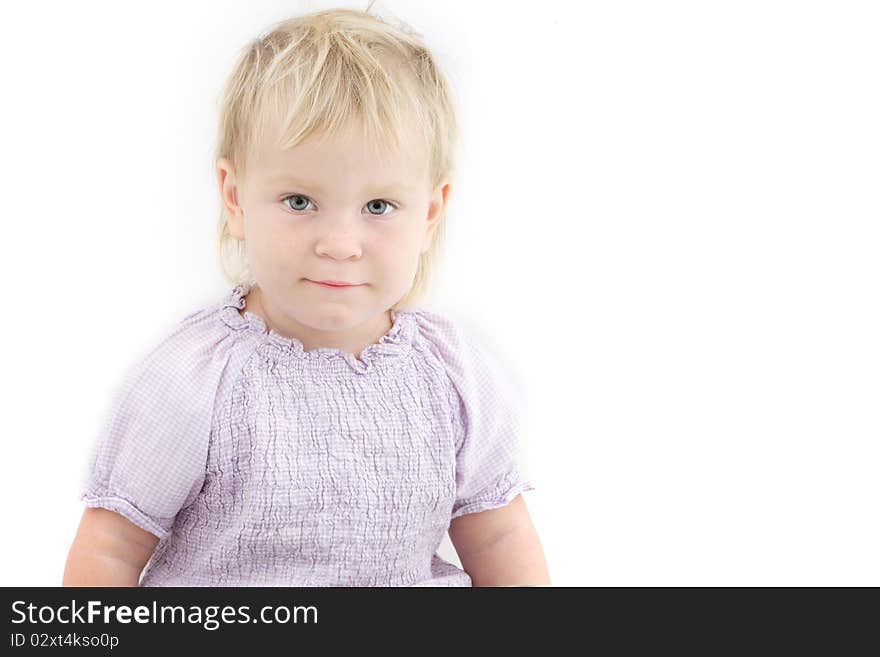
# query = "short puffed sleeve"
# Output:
<box><xmin>415</xmin><ymin>310</ymin><xmax>536</xmax><ymax>519</ymax></box>
<box><xmin>79</xmin><ymin>313</ymin><xmax>233</xmax><ymax>540</ymax></box>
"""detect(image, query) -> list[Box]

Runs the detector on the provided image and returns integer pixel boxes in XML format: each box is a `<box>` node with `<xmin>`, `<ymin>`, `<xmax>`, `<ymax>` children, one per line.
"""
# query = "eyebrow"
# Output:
<box><xmin>267</xmin><ymin>176</ymin><xmax>416</xmax><ymax>194</ymax></box>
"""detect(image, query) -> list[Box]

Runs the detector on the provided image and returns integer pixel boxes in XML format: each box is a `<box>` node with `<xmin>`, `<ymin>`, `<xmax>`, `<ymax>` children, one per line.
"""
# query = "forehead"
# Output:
<box><xmin>253</xmin><ymin>117</ymin><xmax>429</xmax><ymax>186</ymax></box>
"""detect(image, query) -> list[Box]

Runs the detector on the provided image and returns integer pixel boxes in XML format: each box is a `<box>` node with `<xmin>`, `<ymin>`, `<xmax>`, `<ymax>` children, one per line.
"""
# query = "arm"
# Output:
<box><xmin>448</xmin><ymin>494</ymin><xmax>551</xmax><ymax>586</ymax></box>
<box><xmin>63</xmin><ymin>507</ymin><xmax>160</xmax><ymax>586</ymax></box>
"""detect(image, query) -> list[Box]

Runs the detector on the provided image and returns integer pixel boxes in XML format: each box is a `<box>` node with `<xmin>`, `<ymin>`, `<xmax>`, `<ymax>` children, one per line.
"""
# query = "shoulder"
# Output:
<box><xmin>81</xmin><ymin>295</ymin><xmax>260</xmax><ymax>533</ymax></box>
<box><xmin>409</xmin><ymin>309</ymin><xmax>534</xmax><ymax>512</ymax></box>
<box><xmin>409</xmin><ymin>308</ymin><xmax>474</xmax><ymax>376</ymax></box>
<box><xmin>113</xmin><ymin>296</ymin><xmax>261</xmax><ymax>419</ymax></box>
<box><xmin>410</xmin><ymin>308</ymin><xmax>489</xmax><ymax>362</ymax></box>
<box><xmin>409</xmin><ymin>308</ymin><xmax>519</xmax><ymax>404</ymax></box>
<box><xmin>409</xmin><ymin>308</ymin><xmax>462</xmax><ymax>356</ymax></box>
<box><xmin>131</xmin><ymin>298</ymin><xmax>255</xmax><ymax>381</ymax></box>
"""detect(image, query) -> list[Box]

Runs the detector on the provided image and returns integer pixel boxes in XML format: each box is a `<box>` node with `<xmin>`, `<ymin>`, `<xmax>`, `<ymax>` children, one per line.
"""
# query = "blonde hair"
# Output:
<box><xmin>213</xmin><ymin>5</ymin><xmax>460</xmax><ymax>310</ymax></box>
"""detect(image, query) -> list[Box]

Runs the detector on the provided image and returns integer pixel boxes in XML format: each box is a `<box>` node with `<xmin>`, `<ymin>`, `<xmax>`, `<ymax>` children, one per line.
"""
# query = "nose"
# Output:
<box><xmin>313</xmin><ymin>214</ymin><xmax>363</xmax><ymax>260</ymax></box>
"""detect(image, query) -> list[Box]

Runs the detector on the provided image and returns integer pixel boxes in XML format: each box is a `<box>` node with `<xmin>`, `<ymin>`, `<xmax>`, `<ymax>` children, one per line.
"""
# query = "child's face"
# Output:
<box><xmin>218</xmin><ymin>117</ymin><xmax>450</xmax><ymax>339</ymax></box>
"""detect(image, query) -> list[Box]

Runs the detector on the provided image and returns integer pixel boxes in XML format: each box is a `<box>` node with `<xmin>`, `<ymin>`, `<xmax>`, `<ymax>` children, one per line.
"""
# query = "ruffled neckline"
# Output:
<box><xmin>218</xmin><ymin>284</ymin><xmax>418</xmax><ymax>374</ymax></box>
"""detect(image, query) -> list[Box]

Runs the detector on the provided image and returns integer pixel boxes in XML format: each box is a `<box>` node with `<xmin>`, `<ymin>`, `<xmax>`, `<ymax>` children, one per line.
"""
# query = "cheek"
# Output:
<box><xmin>375</xmin><ymin>231</ymin><xmax>421</xmax><ymax>265</ymax></box>
<box><xmin>250</xmin><ymin>214</ymin><xmax>301</xmax><ymax>249</ymax></box>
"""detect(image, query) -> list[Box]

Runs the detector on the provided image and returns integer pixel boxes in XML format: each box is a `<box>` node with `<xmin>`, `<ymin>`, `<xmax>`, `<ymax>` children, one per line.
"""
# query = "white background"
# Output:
<box><xmin>0</xmin><ymin>0</ymin><xmax>877</xmax><ymax>586</ymax></box>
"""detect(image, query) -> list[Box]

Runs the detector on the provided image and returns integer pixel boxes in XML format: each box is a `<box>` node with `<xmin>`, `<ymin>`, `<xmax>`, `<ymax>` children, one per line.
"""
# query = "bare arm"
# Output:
<box><xmin>448</xmin><ymin>494</ymin><xmax>551</xmax><ymax>586</ymax></box>
<box><xmin>63</xmin><ymin>507</ymin><xmax>160</xmax><ymax>587</ymax></box>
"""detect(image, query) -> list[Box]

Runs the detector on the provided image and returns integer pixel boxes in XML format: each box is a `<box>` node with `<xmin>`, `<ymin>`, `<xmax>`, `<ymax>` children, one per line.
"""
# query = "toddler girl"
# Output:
<box><xmin>63</xmin><ymin>6</ymin><xmax>549</xmax><ymax>587</ymax></box>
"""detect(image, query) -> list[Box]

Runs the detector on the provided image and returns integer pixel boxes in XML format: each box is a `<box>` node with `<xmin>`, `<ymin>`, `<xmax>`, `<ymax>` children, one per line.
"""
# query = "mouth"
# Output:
<box><xmin>307</xmin><ymin>279</ymin><xmax>362</xmax><ymax>289</ymax></box>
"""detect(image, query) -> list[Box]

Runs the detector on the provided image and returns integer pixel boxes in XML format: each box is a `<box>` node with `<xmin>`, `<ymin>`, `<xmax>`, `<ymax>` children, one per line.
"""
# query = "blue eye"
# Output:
<box><xmin>284</xmin><ymin>194</ymin><xmax>314</xmax><ymax>212</ymax></box>
<box><xmin>365</xmin><ymin>199</ymin><xmax>396</xmax><ymax>216</ymax></box>
<box><xmin>281</xmin><ymin>194</ymin><xmax>398</xmax><ymax>217</ymax></box>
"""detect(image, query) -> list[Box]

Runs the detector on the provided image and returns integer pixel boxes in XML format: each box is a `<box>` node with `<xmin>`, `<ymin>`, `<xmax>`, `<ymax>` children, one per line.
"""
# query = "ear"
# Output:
<box><xmin>421</xmin><ymin>179</ymin><xmax>452</xmax><ymax>254</ymax></box>
<box><xmin>217</xmin><ymin>157</ymin><xmax>245</xmax><ymax>240</ymax></box>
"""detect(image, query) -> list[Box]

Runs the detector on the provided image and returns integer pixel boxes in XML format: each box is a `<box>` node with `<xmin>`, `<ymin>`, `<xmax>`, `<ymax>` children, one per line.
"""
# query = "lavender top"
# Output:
<box><xmin>80</xmin><ymin>284</ymin><xmax>535</xmax><ymax>586</ymax></box>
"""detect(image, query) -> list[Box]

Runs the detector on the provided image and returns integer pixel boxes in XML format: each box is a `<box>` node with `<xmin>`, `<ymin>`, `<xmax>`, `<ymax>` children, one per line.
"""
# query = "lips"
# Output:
<box><xmin>308</xmin><ymin>279</ymin><xmax>361</xmax><ymax>288</ymax></box>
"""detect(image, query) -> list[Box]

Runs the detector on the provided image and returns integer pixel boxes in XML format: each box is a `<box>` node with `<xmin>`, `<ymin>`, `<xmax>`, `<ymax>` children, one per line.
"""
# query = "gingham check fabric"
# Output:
<box><xmin>80</xmin><ymin>284</ymin><xmax>534</xmax><ymax>586</ymax></box>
